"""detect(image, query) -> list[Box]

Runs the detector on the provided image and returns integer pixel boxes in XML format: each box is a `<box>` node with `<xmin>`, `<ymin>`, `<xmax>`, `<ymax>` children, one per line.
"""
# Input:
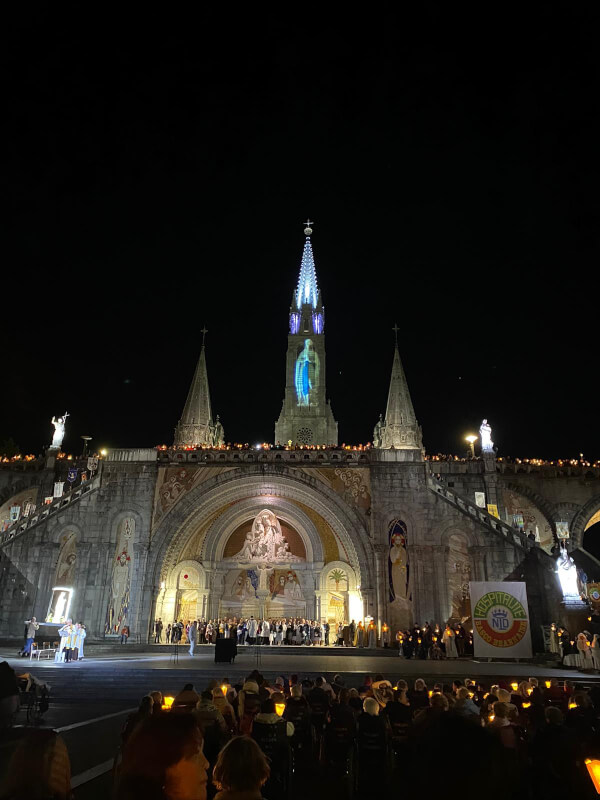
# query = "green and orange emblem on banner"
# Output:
<box><xmin>473</xmin><ymin>590</ymin><xmax>528</xmax><ymax>648</ymax></box>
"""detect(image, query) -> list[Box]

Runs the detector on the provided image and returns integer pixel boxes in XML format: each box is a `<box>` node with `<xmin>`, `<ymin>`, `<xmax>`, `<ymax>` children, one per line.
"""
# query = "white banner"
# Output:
<box><xmin>53</xmin><ymin>482</ymin><xmax>64</xmax><ymax>498</ymax></box>
<box><xmin>470</xmin><ymin>581</ymin><xmax>532</xmax><ymax>658</ymax></box>
<box><xmin>9</xmin><ymin>506</ymin><xmax>21</xmax><ymax>522</ymax></box>
<box><xmin>475</xmin><ymin>492</ymin><xmax>486</xmax><ymax>508</ymax></box>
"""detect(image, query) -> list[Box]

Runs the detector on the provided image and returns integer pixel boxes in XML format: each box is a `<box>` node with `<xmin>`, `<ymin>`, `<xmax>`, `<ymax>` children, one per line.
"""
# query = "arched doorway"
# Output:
<box><xmin>147</xmin><ymin>466</ymin><xmax>372</xmax><ymax>634</ymax></box>
<box><xmin>158</xmin><ymin>562</ymin><xmax>206</xmax><ymax>625</ymax></box>
<box><xmin>319</xmin><ymin>562</ymin><xmax>361</xmax><ymax>624</ymax></box>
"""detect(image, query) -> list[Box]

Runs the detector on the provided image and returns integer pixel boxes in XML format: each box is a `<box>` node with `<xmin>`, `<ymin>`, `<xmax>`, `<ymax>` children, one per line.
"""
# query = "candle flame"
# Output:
<box><xmin>585</xmin><ymin>759</ymin><xmax>600</xmax><ymax>794</ymax></box>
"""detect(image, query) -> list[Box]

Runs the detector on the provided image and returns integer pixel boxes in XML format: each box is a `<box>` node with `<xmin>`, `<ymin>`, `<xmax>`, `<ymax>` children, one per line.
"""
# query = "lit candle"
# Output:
<box><xmin>275</xmin><ymin>703</ymin><xmax>285</xmax><ymax>717</ymax></box>
<box><xmin>585</xmin><ymin>759</ymin><xmax>600</xmax><ymax>793</ymax></box>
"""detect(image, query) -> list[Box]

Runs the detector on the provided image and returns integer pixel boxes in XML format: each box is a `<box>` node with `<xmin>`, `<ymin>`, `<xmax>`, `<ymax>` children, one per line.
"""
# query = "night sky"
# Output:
<box><xmin>3</xmin><ymin>7</ymin><xmax>598</xmax><ymax>459</ymax></box>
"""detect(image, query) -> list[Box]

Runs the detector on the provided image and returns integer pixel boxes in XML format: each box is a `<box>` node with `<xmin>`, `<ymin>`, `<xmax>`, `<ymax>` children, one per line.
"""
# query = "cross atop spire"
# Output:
<box><xmin>201</xmin><ymin>326</ymin><xmax>208</xmax><ymax>347</ymax></box>
<box><xmin>392</xmin><ymin>323</ymin><xmax>399</xmax><ymax>345</ymax></box>
<box><xmin>303</xmin><ymin>219</ymin><xmax>314</xmax><ymax>236</ymax></box>
<box><xmin>296</xmin><ymin>232</ymin><xmax>319</xmax><ymax>309</ymax></box>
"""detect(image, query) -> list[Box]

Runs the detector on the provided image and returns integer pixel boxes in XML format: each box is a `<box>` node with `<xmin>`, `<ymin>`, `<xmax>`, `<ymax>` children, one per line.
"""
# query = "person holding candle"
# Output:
<box><xmin>442</xmin><ymin>624</ymin><xmax>458</xmax><ymax>658</ymax></box>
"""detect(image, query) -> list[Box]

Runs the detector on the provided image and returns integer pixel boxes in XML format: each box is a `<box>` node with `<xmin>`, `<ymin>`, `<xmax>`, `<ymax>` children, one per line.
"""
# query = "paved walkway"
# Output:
<box><xmin>1</xmin><ymin>645</ymin><xmax>595</xmax><ymax>679</ymax></box>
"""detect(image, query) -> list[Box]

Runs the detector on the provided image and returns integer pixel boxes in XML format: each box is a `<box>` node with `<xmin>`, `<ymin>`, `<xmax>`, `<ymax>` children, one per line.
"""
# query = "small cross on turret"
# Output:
<box><xmin>303</xmin><ymin>219</ymin><xmax>313</xmax><ymax>236</ymax></box>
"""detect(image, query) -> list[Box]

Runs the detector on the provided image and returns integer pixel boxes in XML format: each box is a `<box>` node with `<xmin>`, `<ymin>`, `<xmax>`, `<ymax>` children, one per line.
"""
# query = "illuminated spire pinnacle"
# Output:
<box><xmin>295</xmin><ymin>221</ymin><xmax>319</xmax><ymax>310</ymax></box>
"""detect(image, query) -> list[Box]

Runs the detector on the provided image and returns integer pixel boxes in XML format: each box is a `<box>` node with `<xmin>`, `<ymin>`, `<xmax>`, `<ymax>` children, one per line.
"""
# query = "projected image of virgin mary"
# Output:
<box><xmin>295</xmin><ymin>339</ymin><xmax>320</xmax><ymax>406</ymax></box>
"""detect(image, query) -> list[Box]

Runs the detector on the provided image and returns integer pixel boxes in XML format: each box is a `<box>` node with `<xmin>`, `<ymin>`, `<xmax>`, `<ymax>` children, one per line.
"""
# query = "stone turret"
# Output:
<box><xmin>174</xmin><ymin>334</ymin><xmax>224</xmax><ymax>447</ymax></box>
<box><xmin>374</xmin><ymin>340</ymin><xmax>423</xmax><ymax>454</ymax></box>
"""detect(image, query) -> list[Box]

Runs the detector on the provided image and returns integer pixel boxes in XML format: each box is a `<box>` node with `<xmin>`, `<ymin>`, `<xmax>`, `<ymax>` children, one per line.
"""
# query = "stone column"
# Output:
<box><xmin>469</xmin><ymin>545</ymin><xmax>487</xmax><ymax>582</ymax></box>
<box><xmin>374</xmin><ymin>544</ymin><xmax>388</xmax><ymax>631</ymax></box>
<box><xmin>483</xmin><ymin>454</ymin><xmax>503</xmax><ymax>516</ymax></box>
<box><xmin>409</xmin><ymin>546</ymin><xmax>435</xmax><ymax>624</ymax></box>
<box><xmin>200</xmin><ymin>591</ymin><xmax>210</xmax><ymax>620</ymax></box>
<box><xmin>314</xmin><ymin>590</ymin><xmax>326</xmax><ymax>621</ymax></box>
<box><xmin>361</xmin><ymin>587</ymin><xmax>376</xmax><ymax>621</ymax></box>
<box><xmin>431</xmin><ymin>545</ymin><xmax>450</xmax><ymax>623</ymax></box>
<box><xmin>72</xmin><ymin>541</ymin><xmax>92</xmax><ymax>625</ymax></box>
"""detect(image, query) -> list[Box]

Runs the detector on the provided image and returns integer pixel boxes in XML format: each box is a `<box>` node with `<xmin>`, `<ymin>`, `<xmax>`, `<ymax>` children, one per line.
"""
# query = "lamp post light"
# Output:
<box><xmin>465</xmin><ymin>434</ymin><xmax>478</xmax><ymax>458</ymax></box>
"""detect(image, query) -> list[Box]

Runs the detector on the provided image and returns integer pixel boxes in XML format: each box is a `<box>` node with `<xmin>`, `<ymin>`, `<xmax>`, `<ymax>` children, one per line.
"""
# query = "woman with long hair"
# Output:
<box><xmin>212</xmin><ymin>736</ymin><xmax>270</xmax><ymax>800</ymax></box>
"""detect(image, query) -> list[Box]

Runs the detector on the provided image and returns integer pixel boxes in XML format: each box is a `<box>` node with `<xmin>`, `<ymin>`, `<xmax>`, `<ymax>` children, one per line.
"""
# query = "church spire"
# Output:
<box><xmin>275</xmin><ymin>222</ymin><xmax>337</xmax><ymax>445</ymax></box>
<box><xmin>174</xmin><ymin>329</ymin><xmax>224</xmax><ymax>447</ymax></box>
<box><xmin>373</xmin><ymin>327</ymin><xmax>423</xmax><ymax>452</ymax></box>
<box><xmin>295</xmin><ymin>223</ymin><xmax>319</xmax><ymax>310</ymax></box>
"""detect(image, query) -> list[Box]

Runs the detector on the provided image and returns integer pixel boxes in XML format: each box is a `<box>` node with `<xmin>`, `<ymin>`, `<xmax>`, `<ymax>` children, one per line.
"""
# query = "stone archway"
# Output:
<box><xmin>146</xmin><ymin>466</ymin><xmax>373</xmax><ymax>631</ymax></box>
<box><xmin>502</xmin><ymin>484</ymin><xmax>554</xmax><ymax>551</ymax></box>
<box><xmin>572</xmin><ymin>495</ymin><xmax>600</xmax><ymax>548</ymax></box>
<box><xmin>318</xmin><ymin>561</ymin><xmax>362</xmax><ymax>624</ymax></box>
<box><xmin>158</xmin><ymin>560</ymin><xmax>208</xmax><ymax>624</ymax></box>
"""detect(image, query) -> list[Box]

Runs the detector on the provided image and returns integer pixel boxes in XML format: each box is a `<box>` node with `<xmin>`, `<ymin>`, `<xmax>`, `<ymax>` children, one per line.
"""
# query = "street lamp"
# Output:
<box><xmin>465</xmin><ymin>434</ymin><xmax>478</xmax><ymax>458</ymax></box>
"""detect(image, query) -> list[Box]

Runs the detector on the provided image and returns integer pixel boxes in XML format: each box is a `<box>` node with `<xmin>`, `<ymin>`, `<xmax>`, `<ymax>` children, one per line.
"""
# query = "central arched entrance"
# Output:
<box><xmin>147</xmin><ymin>465</ymin><xmax>372</xmax><ymax>631</ymax></box>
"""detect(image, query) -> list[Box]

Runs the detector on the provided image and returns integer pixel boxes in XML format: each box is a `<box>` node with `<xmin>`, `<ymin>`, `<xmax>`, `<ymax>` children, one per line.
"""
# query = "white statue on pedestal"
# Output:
<box><xmin>50</xmin><ymin>412</ymin><xmax>70</xmax><ymax>449</ymax></box>
<box><xmin>557</xmin><ymin>543</ymin><xmax>580</xmax><ymax>599</ymax></box>
<box><xmin>479</xmin><ymin>419</ymin><xmax>494</xmax><ymax>453</ymax></box>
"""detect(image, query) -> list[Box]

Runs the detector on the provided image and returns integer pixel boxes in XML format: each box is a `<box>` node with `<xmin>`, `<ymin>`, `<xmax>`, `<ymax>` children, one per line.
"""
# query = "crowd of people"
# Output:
<box><xmin>111</xmin><ymin>671</ymin><xmax>600</xmax><ymax>799</ymax></box>
<box><xmin>550</xmin><ymin>624</ymin><xmax>600</xmax><ymax>670</ymax></box>
<box><xmin>156</xmin><ymin>618</ymin><xmax>354</xmax><ymax>650</ymax></box>
<box><xmin>2</xmin><ymin>655</ymin><xmax>600</xmax><ymax>799</ymax></box>
<box><xmin>153</xmin><ymin>617</ymin><xmax>474</xmax><ymax>657</ymax></box>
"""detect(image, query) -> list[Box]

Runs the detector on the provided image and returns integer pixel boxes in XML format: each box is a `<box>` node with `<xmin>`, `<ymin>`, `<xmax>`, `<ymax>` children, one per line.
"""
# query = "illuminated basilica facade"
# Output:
<box><xmin>2</xmin><ymin>227</ymin><xmax>597</xmax><ymax>651</ymax></box>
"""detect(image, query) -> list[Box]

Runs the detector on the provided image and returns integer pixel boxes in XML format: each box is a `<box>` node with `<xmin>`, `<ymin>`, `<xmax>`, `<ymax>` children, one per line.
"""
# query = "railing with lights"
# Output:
<box><xmin>0</xmin><ymin>475</ymin><xmax>101</xmax><ymax>548</ymax></box>
<box><xmin>427</xmin><ymin>474</ymin><xmax>534</xmax><ymax>552</ymax></box>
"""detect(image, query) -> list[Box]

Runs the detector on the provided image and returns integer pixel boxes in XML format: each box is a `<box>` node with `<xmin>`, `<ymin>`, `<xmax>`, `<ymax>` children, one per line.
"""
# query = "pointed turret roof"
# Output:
<box><xmin>174</xmin><ymin>332</ymin><xmax>223</xmax><ymax>447</ymax></box>
<box><xmin>179</xmin><ymin>345</ymin><xmax>212</xmax><ymax>428</ymax></box>
<box><xmin>295</xmin><ymin>235</ymin><xmax>319</xmax><ymax>310</ymax></box>
<box><xmin>385</xmin><ymin>346</ymin><xmax>418</xmax><ymax>428</ymax></box>
<box><xmin>374</xmin><ymin>335</ymin><xmax>423</xmax><ymax>452</ymax></box>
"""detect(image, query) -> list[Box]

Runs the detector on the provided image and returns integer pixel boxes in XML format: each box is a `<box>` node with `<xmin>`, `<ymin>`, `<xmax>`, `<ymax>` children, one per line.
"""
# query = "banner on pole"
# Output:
<box><xmin>87</xmin><ymin>457</ymin><xmax>98</xmax><ymax>473</ymax></box>
<box><xmin>556</xmin><ymin>521</ymin><xmax>570</xmax><ymax>540</ymax></box>
<box><xmin>512</xmin><ymin>513</ymin><xmax>524</xmax><ymax>530</ymax></box>
<box><xmin>487</xmin><ymin>504</ymin><xmax>499</xmax><ymax>519</ymax></box>
<box><xmin>469</xmin><ymin>581</ymin><xmax>532</xmax><ymax>658</ymax></box>
<box><xmin>475</xmin><ymin>492</ymin><xmax>486</xmax><ymax>508</ymax></box>
<box><xmin>9</xmin><ymin>506</ymin><xmax>21</xmax><ymax>523</ymax></box>
<box><xmin>53</xmin><ymin>482</ymin><xmax>64</xmax><ymax>499</ymax></box>
<box><xmin>67</xmin><ymin>467</ymin><xmax>78</xmax><ymax>484</ymax></box>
